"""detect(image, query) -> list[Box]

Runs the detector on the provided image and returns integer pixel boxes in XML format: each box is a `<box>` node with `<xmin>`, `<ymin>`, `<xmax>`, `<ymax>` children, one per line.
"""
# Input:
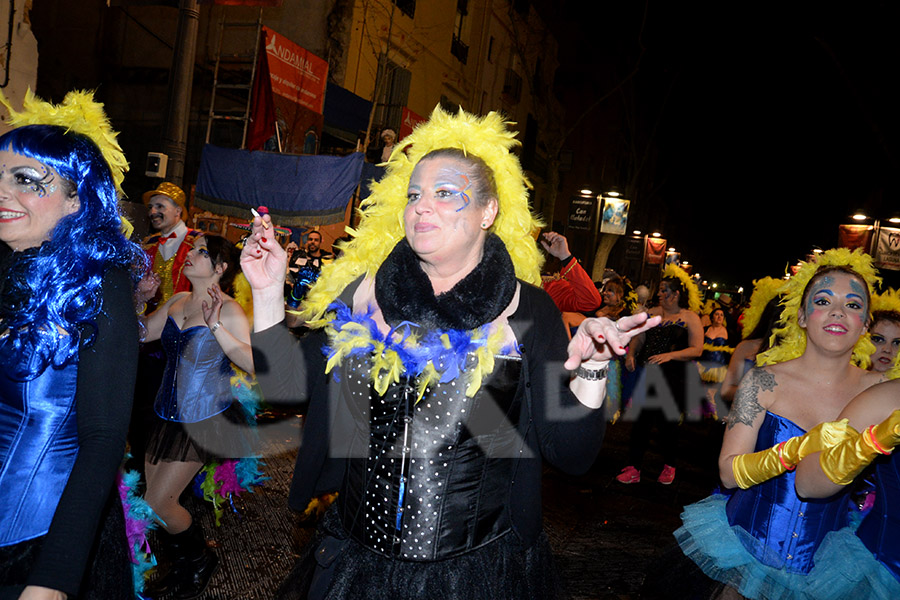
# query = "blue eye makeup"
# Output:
<box><xmin>2</xmin><ymin>165</ymin><xmax>58</xmax><ymax>198</ymax></box>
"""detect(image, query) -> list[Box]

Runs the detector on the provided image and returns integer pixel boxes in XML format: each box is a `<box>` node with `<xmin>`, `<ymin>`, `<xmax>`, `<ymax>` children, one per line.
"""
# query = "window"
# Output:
<box><xmin>501</xmin><ymin>68</ymin><xmax>522</xmax><ymax>103</ymax></box>
<box><xmin>392</xmin><ymin>0</ymin><xmax>415</xmax><ymax>19</ymax></box>
<box><xmin>375</xmin><ymin>60</ymin><xmax>412</xmax><ymax>131</ymax></box>
<box><xmin>451</xmin><ymin>0</ymin><xmax>469</xmax><ymax>64</ymax></box>
<box><xmin>533</xmin><ymin>58</ymin><xmax>543</xmax><ymax>93</ymax></box>
<box><xmin>440</xmin><ymin>95</ymin><xmax>460</xmax><ymax>114</ymax></box>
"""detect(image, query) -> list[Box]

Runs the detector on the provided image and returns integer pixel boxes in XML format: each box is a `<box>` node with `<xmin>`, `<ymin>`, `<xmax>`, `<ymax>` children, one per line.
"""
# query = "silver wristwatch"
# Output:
<box><xmin>576</xmin><ymin>365</ymin><xmax>608</xmax><ymax>380</ymax></box>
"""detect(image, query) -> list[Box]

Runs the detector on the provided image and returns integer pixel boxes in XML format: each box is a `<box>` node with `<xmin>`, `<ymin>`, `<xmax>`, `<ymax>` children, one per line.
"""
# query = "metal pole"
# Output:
<box><xmin>161</xmin><ymin>0</ymin><xmax>201</xmax><ymax>190</ymax></box>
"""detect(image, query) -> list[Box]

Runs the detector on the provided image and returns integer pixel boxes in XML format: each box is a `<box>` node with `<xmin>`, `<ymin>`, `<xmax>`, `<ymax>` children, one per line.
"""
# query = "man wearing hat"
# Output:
<box><xmin>141</xmin><ymin>182</ymin><xmax>203</xmax><ymax>311</ymax></box>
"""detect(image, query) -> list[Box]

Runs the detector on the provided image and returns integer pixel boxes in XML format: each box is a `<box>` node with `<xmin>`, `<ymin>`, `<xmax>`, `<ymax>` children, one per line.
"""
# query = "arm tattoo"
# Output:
<box><xmin>727</xmin><ymin>368</ymin><xmax>776</xmax><ymax>430</ymax></box>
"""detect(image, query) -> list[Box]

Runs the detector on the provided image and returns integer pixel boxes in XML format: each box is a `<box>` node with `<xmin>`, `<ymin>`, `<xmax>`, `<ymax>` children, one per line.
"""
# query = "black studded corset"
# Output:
<box><xmin>339</xmin><ymin>353</ymin><xmax>524</xmax><ymax>560</ymax></box>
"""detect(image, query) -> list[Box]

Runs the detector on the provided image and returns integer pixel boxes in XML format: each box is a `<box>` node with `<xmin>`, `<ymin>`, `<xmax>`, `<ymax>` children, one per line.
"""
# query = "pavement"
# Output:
<box><xmin>152</xmin><ymin>412</ymin><xmax>728</xmax><ymax>600</ymax></box>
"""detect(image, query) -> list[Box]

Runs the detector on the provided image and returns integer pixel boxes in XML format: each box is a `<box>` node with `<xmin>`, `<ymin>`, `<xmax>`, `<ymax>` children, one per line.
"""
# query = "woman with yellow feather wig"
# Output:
<box><xmin>865</xmin><ymin>287</ymin><xmax>900</xmax><ymax>374</ymax></box>
<box><xmin>719</xmin><ymin>276</ymin><xmax>785</xmax><ymax>405</ymax></box>
<box><xmin>619</xmin><ymin>263</ymin><xmax>704</xmax><ymax>485</ymax></box>
<box><xmin>649</xmin><ymin>248</ymin><xmax>891</xmax><ymax>599</ymax></box>
<box><xmin>241</xmin><ymin>107</ymin><xmax>659</xmax><ymax>599</ymax></box>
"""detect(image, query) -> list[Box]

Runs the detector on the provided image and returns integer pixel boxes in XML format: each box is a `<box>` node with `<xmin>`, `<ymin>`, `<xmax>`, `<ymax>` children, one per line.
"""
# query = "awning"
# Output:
<box><xmin>194</xmin><ymin>144</ymin><xmax>364</xmax><ymax>226</ymax></box>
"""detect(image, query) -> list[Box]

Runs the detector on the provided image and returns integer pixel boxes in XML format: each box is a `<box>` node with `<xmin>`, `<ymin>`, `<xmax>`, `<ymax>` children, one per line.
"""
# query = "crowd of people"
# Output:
<box><xmin>4</xmin><ymin>88</ymin><xmax>900</xmax><ymax>600</ymax></box>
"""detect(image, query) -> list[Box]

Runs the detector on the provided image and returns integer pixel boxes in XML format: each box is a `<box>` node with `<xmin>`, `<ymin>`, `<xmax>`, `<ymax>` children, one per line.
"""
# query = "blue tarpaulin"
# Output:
<box><xmin>194</xmin><ymin>145</ymin><xmax>365</xmax><ymax>226</ymax></box>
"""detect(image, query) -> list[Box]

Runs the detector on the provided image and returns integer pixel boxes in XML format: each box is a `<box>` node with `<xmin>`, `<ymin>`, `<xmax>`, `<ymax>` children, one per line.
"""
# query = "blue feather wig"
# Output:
<box><xmin>0</xmin><ymin>124</ymin><xmax>147</xmax><ymax>379</ymax></box>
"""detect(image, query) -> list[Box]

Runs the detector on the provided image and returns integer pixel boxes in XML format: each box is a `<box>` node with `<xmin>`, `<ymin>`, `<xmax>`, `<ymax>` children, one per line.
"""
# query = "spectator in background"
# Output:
<box><xmin>540</xmin><ymin>231</ymin><xmax>603</xmax><ymax>314</ymax></box>
<box><xmin>866</xmin><ymin>288</ymin><xmax>900</xmax><ymax>373</ymax></box>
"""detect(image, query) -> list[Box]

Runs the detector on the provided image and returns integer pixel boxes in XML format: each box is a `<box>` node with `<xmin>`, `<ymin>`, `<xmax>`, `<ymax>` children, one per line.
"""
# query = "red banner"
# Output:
<box><xmin>399</xmin><ymin>107</ymin><xmax>426</xmax><ymax>140</ymax></box>
<box><xmin>263</xmin><ymin>25</ymin><xmax>328</xmax><ymax>114</ymax></box>
<box><xmin>246</xmin><ymin>29</ymin><xmax>276</xmax><ymax>150</ymax></box>
<box><xmin>645</xmin><ymin>237</ymin><xmax>667</xmax><ymax>265</ymax></box>
<box><xmin>837</xmin><ymin>223</ymin><xmax>873</xmax><ymax>252</ymax></box>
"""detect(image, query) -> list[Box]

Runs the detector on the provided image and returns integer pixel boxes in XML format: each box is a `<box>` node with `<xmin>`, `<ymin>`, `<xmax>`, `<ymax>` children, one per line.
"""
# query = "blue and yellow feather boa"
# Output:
<box><xmin>321</xmin><ymin>301</ymin><xmax>513</xmax><ymax>401</ymax></box>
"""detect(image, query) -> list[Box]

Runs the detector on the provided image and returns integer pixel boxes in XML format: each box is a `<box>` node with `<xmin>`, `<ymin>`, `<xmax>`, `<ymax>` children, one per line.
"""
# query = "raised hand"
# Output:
<box><xmin>565</xmin><ymin>312</ymin><xmax>662</xmax><ymax>369</ymax></box>
<box><xmin>240</xmin><ymin>209</ymin><xmax>287</xmax><ymax>293</ymax></box>
<box><xmin>202</xmin><ymin>283</ymin><xmax>224</xmax><ymax>328</ymax></box>
<box><xmin>135</xmin><ymin>271</ymin><xmax>161</xmax><ymax>304</ymax></box>
<box><xmin>540</xmin><ymin>231</ymin><xmax>571</xmax><ymax>260</ymax></box>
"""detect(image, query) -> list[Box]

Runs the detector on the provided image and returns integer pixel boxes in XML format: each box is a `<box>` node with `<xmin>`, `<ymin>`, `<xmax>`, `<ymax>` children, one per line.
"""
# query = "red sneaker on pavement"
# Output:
<box><xmin>616</xmin><ymin>466</ymin><xmax>640</xmax><ymax>484</ymax></box>
<box><xmin>658</xmin><ymin>465</ymin><xmax>676</xmax><ymax>485</ymax></box>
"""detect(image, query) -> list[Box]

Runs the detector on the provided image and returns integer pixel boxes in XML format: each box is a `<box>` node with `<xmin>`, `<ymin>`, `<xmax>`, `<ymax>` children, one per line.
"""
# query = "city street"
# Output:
<box><xmin>160</xmin><ymin>413</ymin><xmax>726</xmax><ymax>599</ymax></box>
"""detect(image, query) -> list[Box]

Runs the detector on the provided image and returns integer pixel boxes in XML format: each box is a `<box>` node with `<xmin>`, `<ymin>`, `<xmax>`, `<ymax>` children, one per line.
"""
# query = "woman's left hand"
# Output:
<box><xmin>646</xmin><ymin>352</ymin><xmax>672</xmax><ymax>365</ymax></box>
<box><xmin>18</xmin><ymin>586</ymin><xmax>66</xmax><ymax>600</ymax></box>
<box><xmin>202</xmin><ymin>283</ymin><xmax>224</xmax><ymax>328</ymax></box>
<box><xmin>565</xmin><ymin>312</ymin><xmax>661</xmax><ymax>369</ymax></box>
<box><xmin>134</xmin><ymin>272</ymin><xmax>161</xmax><ymax>304</ymax></box>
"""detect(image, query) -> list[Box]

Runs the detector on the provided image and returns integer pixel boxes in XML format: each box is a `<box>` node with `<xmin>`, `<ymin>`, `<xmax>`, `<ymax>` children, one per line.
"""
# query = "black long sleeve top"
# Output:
<box><xmin>24</xmin><ymin>269</ymin><xmax>138</xmax><ymax>596</ymax></box>
<box><xmin>252</xmin><ymin>280</ymin><xmax>606</xmax><ymax>549</ymax></box>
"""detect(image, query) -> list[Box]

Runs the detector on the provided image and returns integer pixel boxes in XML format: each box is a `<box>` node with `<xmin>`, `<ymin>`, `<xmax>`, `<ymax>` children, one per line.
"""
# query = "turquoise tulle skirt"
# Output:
<box><xmin>674</xmin><ymin>494</ymin><xmax>900</xmax><ymax>600</ymax></box>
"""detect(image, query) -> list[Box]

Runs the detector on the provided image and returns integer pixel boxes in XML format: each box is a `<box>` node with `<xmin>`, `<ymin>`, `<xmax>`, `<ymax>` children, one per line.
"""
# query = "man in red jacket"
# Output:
<box><xmin>141</xmin><ymin>182</ymin><xmax>203</xmax><ymax>311</ymax></box>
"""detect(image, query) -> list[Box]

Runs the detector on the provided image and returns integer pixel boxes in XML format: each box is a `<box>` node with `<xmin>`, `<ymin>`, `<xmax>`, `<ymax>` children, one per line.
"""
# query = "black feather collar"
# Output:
<box><xmin>375</xmin><ymin>234</ymin><xmax>517</xmax><ymax>330</ymax></box>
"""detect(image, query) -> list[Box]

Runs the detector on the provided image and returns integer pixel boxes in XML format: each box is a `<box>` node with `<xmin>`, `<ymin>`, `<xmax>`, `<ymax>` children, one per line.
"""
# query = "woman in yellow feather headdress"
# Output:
<box><xmin>239</xmin><ymin>106</ymin><xmax>659</xmax><ymax>598</ymax></box>
<box><xmin>719</xmin><ymin>276</ymin><xmax>785</xmax><ymax>405</ymax></box>
<box><xmin>658</xmin><ymin>248</ymin><xmax>892</xmax><ymax>599</ymax></box>
<box><xmin>0</xmin><ymin>90</ymin><xmax>147</xmax><ymax>599</ymax></box>
<box><xmin>617</xmin><ymin>263</ymin><xmax>704</xmax><ymax>486</ymax></box>
<box><xmin>866</xmin><ymin>287</ymin><xmax>900</xmax><ymax>374</ymax></box>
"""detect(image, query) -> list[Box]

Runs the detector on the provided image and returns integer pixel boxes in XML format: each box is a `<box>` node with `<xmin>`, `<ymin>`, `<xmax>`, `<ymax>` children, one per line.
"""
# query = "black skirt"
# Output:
<box><xmin>145</xmin><ymin>401</ymin><xmax>259</xmax><ymax>465</ymax></box>
<box><xmin>275</xmin><ymin>504</ymin><xmax>567</xmax><ymax>600</ymax></box>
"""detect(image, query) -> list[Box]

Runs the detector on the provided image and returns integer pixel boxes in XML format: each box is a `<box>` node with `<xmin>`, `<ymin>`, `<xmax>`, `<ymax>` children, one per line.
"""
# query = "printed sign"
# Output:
<box><xmin>599</xmin><ymin>197</ymin><xmax>630</xmax><ymax>235</ymax></box>
<box><xmin>874</xmin><ymin>226</ymin><xmax>900</xmax><ymax>271</ymax></box>
<box><xmin>624</xmin><ymin>235</ymin><xmax>644</xmax><ymax>261</ymax></box>
<box><xmin>567</xmin><ymin>196</ymin><xmax>596</xmax><ymax>231</ymax></box>
<box><xmin>399</xmin><ymin>107</ymin><xmax>426</xmax><ymax>140</ymax></box>
<box><xmin>263</xmin><ymin>26</ymin><xmax>328</xmax><ymax>113</ymax></box>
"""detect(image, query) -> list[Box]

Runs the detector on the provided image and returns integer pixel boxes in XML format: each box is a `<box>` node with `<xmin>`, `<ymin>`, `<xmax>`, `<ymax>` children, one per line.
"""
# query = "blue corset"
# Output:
<box><xmin>701</xmin><ymin>336</ymin><xmax>730</xmax><ymax>366</ymax></box>
<box><xmin>857</xmin><ymin>452</ymin><xmax>900</xmax><ymax>582</ymax></box>
<box><xmin>725</xmin><ymin>412</ymin><xmax>851</xmax><ymax>574</ymax></box>
<box><xmin>0</xmin><ymin>359</ymin><xmax>79</xmax><ymax>546</ymax></box>
<box><xmin>154</xmin><ymin>317</ymin><xmax>232</xmax><ymax>423</ymax></box>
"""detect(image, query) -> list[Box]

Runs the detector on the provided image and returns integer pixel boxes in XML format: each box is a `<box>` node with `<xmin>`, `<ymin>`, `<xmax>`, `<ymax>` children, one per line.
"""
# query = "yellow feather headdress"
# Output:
<box><xmin>0</xmin><ymin>89</ymin><xmax>129</xmax><ymax>198</ymax></box>
<box><xmin>872</xmin><ymin>287</ymin><xmax>900</xmax><ymax>319</ymax></box>
<box><xmin>300</xmin><ymin>105</ymin><xmax>545</xmax><ymax>323</ymax></box>
<box><xmin>663</xmin><ymin>263</ymin><xmax>702</xmax><ymax>313</ymax></box>
<box><xmin>872</xmin><ymin>288</ymin><xmax>900</xmax><ymax>379</ymax></box>
<box><xmin>756</xmin><ymin>248</ymin><xmax>880</xmax><ymax>367</ymax></box>
<box><xmin>740</xmin><ymin>276</ymin><xmax>787</xmax><ymax>339</ymax></box>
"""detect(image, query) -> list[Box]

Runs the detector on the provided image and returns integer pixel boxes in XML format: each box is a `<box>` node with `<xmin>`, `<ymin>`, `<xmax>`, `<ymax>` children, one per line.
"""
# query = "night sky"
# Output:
<box><xmin>555</xmin><ymin>2</ymin><xmax>900</xmax><ymax>291</ymax></box>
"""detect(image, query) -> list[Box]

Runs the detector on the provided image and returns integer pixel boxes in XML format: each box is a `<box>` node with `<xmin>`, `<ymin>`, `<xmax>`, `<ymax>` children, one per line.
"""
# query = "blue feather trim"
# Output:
<box><xmin>323</xmin><ymin>300</ymin><xmax>509</xmax><ymax>386</ymax></box>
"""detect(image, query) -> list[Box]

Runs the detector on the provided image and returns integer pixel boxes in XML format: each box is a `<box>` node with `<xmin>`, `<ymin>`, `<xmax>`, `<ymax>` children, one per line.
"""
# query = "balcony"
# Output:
<box><xmin>451</xmin><ymin>35</ymin><xmax>469</xmax><ymax>64</ymax></box>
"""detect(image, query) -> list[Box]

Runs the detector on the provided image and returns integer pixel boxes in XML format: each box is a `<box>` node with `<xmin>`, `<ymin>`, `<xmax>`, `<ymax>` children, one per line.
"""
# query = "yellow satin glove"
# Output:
<box><xmin>732</xmin><ymin>419</ymin><xmax>852</xmax><ymax>489</ymax></box>
<box><xmin>819</xmin><ymin>409</ymin><xmax>900</xmax><ymax>485</ymax></box>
